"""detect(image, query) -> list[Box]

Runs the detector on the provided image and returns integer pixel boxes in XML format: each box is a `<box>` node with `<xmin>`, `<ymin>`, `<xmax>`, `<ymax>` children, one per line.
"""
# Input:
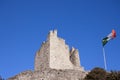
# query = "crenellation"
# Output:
<box><xmin>49</xmin><ymin>30</ymin><xmax>57</xmax><ymax>36</ymax></box>
<box><xmin>49</xmin><ymin>30</ymin><xmax>53</xmax><ymax>35</ymax></box>
<box><xmin>53</xmin><ymin>29</ymin><xmax>57</xmax><ymax>35</ymax></box>
<box><xmin>47</xmin><ymin>30</ymin><xmax>58</xmax><ymax>41</ymax></box>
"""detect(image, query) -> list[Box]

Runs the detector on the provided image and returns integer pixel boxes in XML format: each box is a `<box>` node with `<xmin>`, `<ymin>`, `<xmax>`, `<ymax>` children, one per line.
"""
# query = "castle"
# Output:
<box><xmin>8</xmin><ymin>30</ymin><xmax>86</xmax><ymax>80</ymax></box>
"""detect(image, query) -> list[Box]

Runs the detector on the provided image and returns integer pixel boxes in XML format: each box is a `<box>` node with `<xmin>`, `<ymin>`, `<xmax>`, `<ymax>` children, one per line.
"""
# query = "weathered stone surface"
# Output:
<box><xmin>48</xmin><ymin>30</ymin><xmax>74</xmax><ymax>70</ymax></box>
<box><xmin>8</xmin><ymin>30</ymin><xmax>87</xmax><ymax>80</ymax></box>
<box><xmin>35</xmin><ymin>41</ymin><xmax>50</xmax><ymax>71</ymax></box>
<box><xmin>8</xmin><ymin>69</ymin><xmax>87</xmax><ymax>80</ymax></box>
<box><xmin>35</xmin><ymin>30</ymin><xmax>84</xmax><ymax>71</ymax></box>
<box><xmin>8</xmin><ymin>71</ymin><xmax>33</xmax><ymax>80</ymax></box>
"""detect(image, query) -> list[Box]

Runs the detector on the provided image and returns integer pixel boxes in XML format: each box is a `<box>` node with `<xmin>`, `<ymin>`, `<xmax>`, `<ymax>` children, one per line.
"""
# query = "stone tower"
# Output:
<box><xmin>35</xmin><ymin>30</ymin><xmax>84</xmax><ymax>71</ymax></box>
<box><xmin>8</xmin><ymin>30</ymin><xmax>86</xmax><ymax>80</ymax></box>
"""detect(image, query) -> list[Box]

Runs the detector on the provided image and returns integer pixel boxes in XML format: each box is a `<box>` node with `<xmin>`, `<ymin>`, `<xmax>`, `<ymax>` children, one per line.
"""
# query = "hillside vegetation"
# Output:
<box><xmin>84</xmin><ymin>67</ymin><xmax>120</xmax><ymax>80</ymax></box>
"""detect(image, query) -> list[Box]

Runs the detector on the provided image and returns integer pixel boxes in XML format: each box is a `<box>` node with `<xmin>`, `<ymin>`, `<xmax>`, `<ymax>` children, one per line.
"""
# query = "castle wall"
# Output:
<box><xmin>34</xmin><ymin>30</ymin><xmax>84</xmax><ymax>70</ymax></box>
<box><xmin>70</xmin><ymin>48</ymin><xmax>80</xmax><ymax>66</ymax></box>
<box><xmin>48</xmin><ymin>30</ymin><xmax>74</xmax><ymax>69</ymax></box>
<box><xmin>70</xmin><ymin>48</ymin><xmax>84</xmax><ymax>70</ymax></box>
<box><xmin>34</xmin><ymin>41</ymin><xmax>50</xmax><ymax>71</ymax></box>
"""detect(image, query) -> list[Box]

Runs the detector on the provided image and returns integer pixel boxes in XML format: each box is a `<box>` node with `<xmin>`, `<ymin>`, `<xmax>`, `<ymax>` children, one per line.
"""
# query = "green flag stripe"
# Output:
<box><xmin>102</xmin><ymin>37</ymin><xmax>108</xmax><ymax>46</ymax></box>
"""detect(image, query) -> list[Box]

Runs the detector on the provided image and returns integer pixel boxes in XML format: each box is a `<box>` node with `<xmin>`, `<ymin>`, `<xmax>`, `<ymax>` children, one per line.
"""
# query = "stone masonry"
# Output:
<box><xmin>8</xmin><ymin>30</ymin><xmax>87</xmax><ymax>80</ymax></box>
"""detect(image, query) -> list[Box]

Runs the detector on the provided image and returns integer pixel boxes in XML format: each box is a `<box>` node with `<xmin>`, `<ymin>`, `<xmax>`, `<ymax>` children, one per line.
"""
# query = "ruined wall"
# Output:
<box><xmin>70</xmin><ymin>47</ymin><xmax>84</xmax><ymax>70</ymax></box>
<box><xmin>48</xmin><ymin>30</ymin><xmax>74</xmax><ymax>69</ymax></box>
<box><xmin>70</xmin><ymin>48</ymin><xmax>79</xmax><ymax>66</ymax></box>
<box><xmin>35</xmin><ymin>30</ymin><xmax>84</xmax><ymax>70</ymax></box>
<box><xmin>34</xmin><ymin>41</ymin><xmax>50</xmax><ymax>71</ymax></box>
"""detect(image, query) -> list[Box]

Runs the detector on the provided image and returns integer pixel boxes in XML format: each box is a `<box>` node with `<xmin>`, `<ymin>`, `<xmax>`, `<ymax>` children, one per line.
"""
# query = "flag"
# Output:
<box><xmin>102</xmin><ymin>29</ymin><xmax>116</xmax><ymax>46</ymax></box>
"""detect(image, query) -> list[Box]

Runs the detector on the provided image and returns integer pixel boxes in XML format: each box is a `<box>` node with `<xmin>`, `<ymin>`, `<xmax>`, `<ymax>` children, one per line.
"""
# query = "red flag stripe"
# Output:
<box><xmin>112</xmin><ymin>29</ymin><xmax>116</xmax><ymax>38</ymax></box>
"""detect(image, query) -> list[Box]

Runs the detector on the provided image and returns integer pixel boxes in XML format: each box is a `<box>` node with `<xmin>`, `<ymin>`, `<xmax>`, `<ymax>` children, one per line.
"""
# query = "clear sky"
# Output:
<box><xmin>0</xmin><ymin>0</ymin><xmax>120</xmax><ymax>79</ymax></box>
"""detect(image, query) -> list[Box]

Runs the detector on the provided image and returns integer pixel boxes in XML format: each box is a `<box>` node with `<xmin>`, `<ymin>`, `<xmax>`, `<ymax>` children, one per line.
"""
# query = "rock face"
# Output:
<box><xmin>8</xmin><ymin>69</ymin><xmax>86</xmax><ymax>80</ymax></box>
<box><xmin>8</xmin><ymin>30</ymin><xmax>87</xmax><ymax>80</ymax></box>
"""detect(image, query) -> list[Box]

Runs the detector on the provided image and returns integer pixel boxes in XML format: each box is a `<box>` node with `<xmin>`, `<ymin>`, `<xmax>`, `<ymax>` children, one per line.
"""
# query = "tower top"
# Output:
<box><xmin>49</xmin><ymin>29</ymin><xmax>57</xmax><ymax>35</ymax></box>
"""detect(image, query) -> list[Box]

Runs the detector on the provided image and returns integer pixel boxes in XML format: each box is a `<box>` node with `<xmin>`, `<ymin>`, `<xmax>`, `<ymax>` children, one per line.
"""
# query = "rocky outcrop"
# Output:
<box><xmin>8</xmin><ymin>69</ymin><xmax>86</xmax><ymax>80</ymax></box>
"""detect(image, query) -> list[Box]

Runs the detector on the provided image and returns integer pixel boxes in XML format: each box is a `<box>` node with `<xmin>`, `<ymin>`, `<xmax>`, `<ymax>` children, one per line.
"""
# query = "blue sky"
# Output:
<box><xmin>0</xmin><ymin>0</ymin><xmax>120</xmax><ymax>79</ymax></box>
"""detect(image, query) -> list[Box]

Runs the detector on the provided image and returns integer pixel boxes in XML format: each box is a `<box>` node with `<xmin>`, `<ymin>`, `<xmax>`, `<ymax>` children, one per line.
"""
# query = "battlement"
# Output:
<box><xmin>47</xmin><ymin>30</ymin><xmax>57</xmax><ymax>40</ymax></box>
<box><xmin>49</xmin><ymin>29</ymin><xmax>57</xmax><ymax>35</ymax></box>
<box><xmin>35</xmin><ymin>30</ymin><xmax>84</xmax><ymax>71</ymax></box>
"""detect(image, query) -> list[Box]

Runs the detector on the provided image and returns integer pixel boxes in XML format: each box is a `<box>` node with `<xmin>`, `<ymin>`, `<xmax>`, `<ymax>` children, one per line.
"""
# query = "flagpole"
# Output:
<box><xmin>102</xmin><ymin>47</ymin><xmax>107</xmax><ymax>70</ymax></box>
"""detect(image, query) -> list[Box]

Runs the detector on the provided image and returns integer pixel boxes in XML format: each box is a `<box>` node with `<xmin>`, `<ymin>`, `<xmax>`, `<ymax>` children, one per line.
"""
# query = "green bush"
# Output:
<box><xmin>84</xmin><ymin>67</ymin><xmax>120</xmax><ymax>80</ymax></box>
<box><xmin>84</xmin><ymin>67</ymin><xmax>106</xmax><ymax>80</ymax></box>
